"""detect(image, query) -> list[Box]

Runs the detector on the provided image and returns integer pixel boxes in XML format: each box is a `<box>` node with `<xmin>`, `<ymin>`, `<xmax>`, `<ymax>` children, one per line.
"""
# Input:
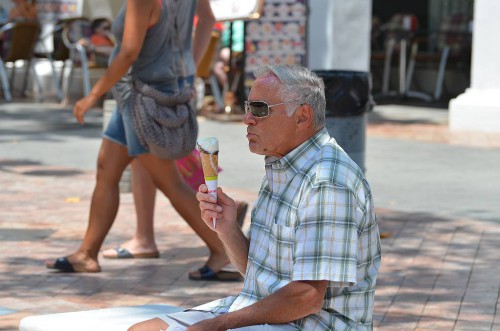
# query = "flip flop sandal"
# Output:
<box><xmin>47</xmin><ymin>257</ymin><xmax>75</xmax><ymax>272</ymax></box>
<box><xmin>103</xmin><ymin>247</ymin><xmax>160</xmax><ymax>259</ymax></box>
<box><xmin>189</xmin><ymin>265</ymin><xmax>243</xmax><ymax>282</ymax></box>
<box><xmin>46</xmin><ymin>257</ymin><xmax>101</xmax><ymax>273</ymax></box>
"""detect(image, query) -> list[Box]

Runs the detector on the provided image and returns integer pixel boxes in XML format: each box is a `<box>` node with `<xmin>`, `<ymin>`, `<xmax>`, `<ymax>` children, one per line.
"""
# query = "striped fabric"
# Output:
<box><xmin>195</xmin><ymin>128</ymin><xmax>381</xmax><ymax>330</ymax></box>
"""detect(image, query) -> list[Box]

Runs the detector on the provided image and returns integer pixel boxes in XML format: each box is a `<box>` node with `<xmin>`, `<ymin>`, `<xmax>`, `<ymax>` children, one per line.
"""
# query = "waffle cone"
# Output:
<box><xmin>199</xmin><ymin>152</ymin><xmax>218</xmax><ymax>178</ymax></box>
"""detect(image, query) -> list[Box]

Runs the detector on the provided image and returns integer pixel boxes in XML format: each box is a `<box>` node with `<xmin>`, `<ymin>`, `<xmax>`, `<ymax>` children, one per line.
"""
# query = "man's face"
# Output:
<box><xmin>244</xmin><ymin>74</ymin><xmax>298</xmax><ymax>157</ymax></box>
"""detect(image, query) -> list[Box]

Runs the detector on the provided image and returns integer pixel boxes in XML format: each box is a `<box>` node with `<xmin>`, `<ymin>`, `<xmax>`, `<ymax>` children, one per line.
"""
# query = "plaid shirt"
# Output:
<box><xmin>196</xmin><ymin>128</ymin><xmax>381</xmax><ymax>330</ymax></box>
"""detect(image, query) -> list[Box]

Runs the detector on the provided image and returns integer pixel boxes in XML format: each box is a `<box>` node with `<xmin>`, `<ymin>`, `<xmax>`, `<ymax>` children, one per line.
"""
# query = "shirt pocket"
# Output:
<box><xmin>267</xmin><ymin>217</ymin><xmax>295</xmax><ymax>275</ymax></box>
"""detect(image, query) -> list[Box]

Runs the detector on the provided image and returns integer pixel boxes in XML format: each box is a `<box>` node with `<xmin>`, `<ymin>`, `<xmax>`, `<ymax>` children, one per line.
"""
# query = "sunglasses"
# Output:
<box><xmin>244</xmin><ymin>100</ymin><xmax>290</xmax><ymax>118</ymax></box>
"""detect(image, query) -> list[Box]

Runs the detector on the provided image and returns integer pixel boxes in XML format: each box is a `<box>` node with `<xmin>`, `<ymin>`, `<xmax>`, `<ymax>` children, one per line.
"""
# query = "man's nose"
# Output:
<box><xmin>243</xmin><ymin>111</ymin><xmax>256</xmax><ymax>125</ymax></box>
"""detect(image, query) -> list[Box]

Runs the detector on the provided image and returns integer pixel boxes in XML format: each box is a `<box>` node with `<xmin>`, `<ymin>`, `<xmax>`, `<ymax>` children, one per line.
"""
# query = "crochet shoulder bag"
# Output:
<box><xmin>130</xmin><ymin>0</ymin><xmax>197</xmax><ymax>160</ymax></box>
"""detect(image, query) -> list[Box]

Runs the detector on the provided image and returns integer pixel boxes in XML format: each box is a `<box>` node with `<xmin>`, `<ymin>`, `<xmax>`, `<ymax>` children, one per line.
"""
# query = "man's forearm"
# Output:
<box><xmin>218</xmin><ymin>227</ymin><xmax>250</xmax><ymax>275</ymax></box>
<box><xmin>207</xmin><ymin>280</ymin><xmax>328</xmax><ymax>330</ymax></box>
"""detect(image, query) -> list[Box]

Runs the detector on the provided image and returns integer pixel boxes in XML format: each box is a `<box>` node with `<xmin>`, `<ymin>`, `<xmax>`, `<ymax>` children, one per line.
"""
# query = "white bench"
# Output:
<box><xmin>19</xmin><ymin>304</ymin><xmax>182</xmax><ymax>331</ymax></box>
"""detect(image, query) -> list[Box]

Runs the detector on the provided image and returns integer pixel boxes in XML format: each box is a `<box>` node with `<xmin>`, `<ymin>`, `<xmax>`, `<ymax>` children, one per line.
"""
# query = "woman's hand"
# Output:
<box><xmin>196</xmin><ymin>185</ymin><xmax>238</xmax><ymax>232</ymax></box>
<box><xmin>73</xmin><ymin>94</ymin><xmax>98</xmax><ymax>125</ymax></box>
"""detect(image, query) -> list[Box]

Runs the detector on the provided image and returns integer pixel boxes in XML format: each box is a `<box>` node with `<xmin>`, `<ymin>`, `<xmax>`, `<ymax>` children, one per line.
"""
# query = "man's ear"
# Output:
<box><xmin>295</xmin><ymin>104</ymin><xmax>313</xmax><ymax>129</ymax></box>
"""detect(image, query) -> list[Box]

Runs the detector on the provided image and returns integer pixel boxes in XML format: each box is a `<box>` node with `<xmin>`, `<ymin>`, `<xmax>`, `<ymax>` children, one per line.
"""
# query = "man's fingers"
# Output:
<box><xmin>200</xmin><ymin>202</ymin><xmax>221</xmax><ymax>225</ymax></box>
<box><xmin>217</xmin><ymin>187</ymin><xmax>235</xmax><ymax>206</ymax></box>
<box><xmin>196</xmin><ymin>190</ymin><xmax>216</xmax><ymax>204</ymax></box>
<box><xmin>202</xmin><ymin>209</ymin><xmax>221</xmax><ymax>222</ymax></box>
<box><xmin>197</xmin><ymin>183</ymin><xmax>208</xmax><ymax>193</ymax></box>
<box><xmin>198</xmin><ymin>197</ymin><xmax>222</xmax><ymax>225</ymax></box>
<box><xmin>199</xmin><ymin>201</ymin><xmax>221</xmax><ymax>213</ymax></box>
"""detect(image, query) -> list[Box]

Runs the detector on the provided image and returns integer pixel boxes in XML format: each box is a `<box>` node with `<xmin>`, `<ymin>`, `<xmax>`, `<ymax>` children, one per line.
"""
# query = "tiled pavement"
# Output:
<box><xmin>1</xmin><ymin>103</ymin><xmax>500</xmax><ymax>330</ymax></box>
<box><xmin>367</xmin><ymin>104</ymin><xmax>500</xmax><ymax>150</ymax></box>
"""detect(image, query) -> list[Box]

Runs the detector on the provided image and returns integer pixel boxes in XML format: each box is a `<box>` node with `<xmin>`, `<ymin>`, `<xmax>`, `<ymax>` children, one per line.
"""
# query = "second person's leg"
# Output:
<box><xmin>103</xmin><ymin>159</ymin><xmax>159</xmax><ymax>258</ymax></box>
<box><xmin>138</xmin><ymin>153</ymin><xmax>231</xmax><ymax>276</ymax></box>
<box><xmin>46</xmin><ymin>139</ymin><xmax>132</xmax><ymax>272</ymax></box>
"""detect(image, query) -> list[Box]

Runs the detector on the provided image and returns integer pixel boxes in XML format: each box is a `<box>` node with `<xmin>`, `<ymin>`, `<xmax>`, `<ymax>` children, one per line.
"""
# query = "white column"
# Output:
<box><xmin>307</xmin><ymin>0</ymin><xmax>372</xmax><ymax>71</ymax></box>
<box><xmin>449</xmin><ymin>0</ymin><xmax>500</xmax><ymax>132</ymax></box>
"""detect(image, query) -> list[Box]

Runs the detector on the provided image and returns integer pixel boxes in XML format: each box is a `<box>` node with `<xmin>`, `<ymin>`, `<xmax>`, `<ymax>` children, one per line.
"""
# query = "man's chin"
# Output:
<box><xmin>248</xmin><ymin>142</ymin><xmax>264</xmax><ymax>155</ymax></box>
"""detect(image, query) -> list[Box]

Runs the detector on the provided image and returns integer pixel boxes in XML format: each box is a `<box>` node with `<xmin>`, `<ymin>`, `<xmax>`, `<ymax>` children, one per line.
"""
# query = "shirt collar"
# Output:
<box><xmin>264</xmin><ymin>127</ymin><xmax>330</xmax><ymax>172</ymax></box>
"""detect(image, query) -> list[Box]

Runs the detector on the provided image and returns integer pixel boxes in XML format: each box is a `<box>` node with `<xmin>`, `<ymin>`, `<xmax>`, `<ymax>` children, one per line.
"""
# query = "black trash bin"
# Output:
<box><xmin>314</xmin><ymin>70</ymin><xmax>373</xmax><ymax>172</ymax></box>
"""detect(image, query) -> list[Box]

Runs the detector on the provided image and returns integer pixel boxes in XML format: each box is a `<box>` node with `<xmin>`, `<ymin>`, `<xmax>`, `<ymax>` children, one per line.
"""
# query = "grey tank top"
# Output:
<box><xmin>110</xmin><ymin>0</ymin><xmax>197</xmax><ymax>88</ymax></box>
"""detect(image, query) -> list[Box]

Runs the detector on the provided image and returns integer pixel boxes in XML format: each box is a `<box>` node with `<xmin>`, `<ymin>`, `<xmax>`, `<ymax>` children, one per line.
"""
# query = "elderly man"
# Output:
<box><xmin>129</xmin><ymin>65</ymin><xmax>382</xmax><ymax>331</ymax></box>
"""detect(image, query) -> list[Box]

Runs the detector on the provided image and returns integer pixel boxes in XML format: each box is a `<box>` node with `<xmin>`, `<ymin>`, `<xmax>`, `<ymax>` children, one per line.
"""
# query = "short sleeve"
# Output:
<box><xmin>292</xmin><ymin>183</ymin><xmax>359</xmax><ymax>286</ymax></box>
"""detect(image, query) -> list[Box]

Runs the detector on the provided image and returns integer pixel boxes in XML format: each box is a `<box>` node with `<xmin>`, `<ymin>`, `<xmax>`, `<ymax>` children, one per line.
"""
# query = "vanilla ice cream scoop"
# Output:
<box><xmin>197</xmin><ymin>137</ymin><xmax>219</xmax><ymax>154</ymax></box>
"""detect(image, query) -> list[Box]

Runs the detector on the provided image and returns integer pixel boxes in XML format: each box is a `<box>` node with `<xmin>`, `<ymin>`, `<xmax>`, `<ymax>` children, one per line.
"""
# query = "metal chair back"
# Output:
<box><xmin>0</xmin><ymin>20</ymin><xmax>42</xmax><ymax>101</ymax></box>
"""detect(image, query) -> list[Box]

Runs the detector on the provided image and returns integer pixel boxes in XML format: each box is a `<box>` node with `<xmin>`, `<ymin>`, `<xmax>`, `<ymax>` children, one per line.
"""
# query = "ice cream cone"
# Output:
<box><xmin>199</xmin><ymin>152</ymin><xmax>218</xmax><ymax>179</ymax></box>
<box><xmin>197</xmin><ymin>137</ymin><xmax>219</xmax><ymax>228</ymax></box>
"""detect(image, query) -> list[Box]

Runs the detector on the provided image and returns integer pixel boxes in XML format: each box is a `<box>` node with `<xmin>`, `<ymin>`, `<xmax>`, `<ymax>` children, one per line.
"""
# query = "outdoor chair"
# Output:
<box><xmin>405</xmin><ymin>14</ymin><xmax>472</xmax><ymax>101</ymax></box>
<box><xmin>35</xmin><ymin>17</ymin><xmax>98</xmax><ymax>104</ymax></box>
<box><xmin>0</xmin><ymin>20</ymin><xmax>42</xmax><ymax>102</ymax></box>
<box><xmin>34</xmin><ymin>18</ymin><xmax>76</xmax><ymax>102</ymax></box>
<box><xmin>371</xmin><ymin>14</ymin><xmax>419</xmax><ymax>99</ymax></box>
<box><xmin>59</xmin><ymin>17</ymin><xmax>94</xmax><ymax>104</ymax></box>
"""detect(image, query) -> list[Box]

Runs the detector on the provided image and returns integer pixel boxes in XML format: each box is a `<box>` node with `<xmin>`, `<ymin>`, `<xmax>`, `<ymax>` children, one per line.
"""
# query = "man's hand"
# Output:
<box><xmin>73</xmin><ymin>94</ymin><xmax>98</xmax><ymax>125</ymax></box>
<box><xmin>196</xmin><ymin>185</ymin><xmax>238</xmax><ymax>232</ymax></box>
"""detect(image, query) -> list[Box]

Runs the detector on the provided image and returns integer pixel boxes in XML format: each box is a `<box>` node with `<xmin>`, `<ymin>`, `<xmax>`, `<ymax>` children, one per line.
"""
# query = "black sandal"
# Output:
<box><xmin>46</xmin><ymin>257</ymin><xmax>75</xmax><ymax>272</ymax></box>
<box><xmin>189</xmin><ymin>265</ymin><xmax>242</xmax><ymax>282</ymax></box>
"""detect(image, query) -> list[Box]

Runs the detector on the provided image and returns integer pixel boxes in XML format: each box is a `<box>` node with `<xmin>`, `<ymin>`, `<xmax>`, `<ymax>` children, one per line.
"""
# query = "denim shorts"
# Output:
<box><xmin>103</xmin><ymin>76</ymin><xmax>194</xmax><ymax>156</ymax></box>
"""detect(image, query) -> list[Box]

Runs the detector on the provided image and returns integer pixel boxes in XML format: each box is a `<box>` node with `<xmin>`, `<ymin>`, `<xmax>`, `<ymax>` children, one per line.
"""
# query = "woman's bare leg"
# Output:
<box><xmin>46</xmin><ymin>139</ymin><xmax>131</xmax><ymax>272</ymax></box>
<box><xmin>138</xmin><ymin>154</ymin><xmax>229</xmax><ymax>273</ymax></box>
<box><xmin>102</xmin><ymin>159</ymin><xmax>159</xmax><ymax>257</ymax></box>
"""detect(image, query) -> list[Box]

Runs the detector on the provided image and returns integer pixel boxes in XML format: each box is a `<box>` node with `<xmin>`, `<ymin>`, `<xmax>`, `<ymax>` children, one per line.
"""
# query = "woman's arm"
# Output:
<box><xmin>192</xmin><ymin>0</ymin><xmax>216</xmax><ymax>67</ymax></box>
<box><xmin>87</xmin><ymin>0</ymin><xmax>153</xmax><ymax>100</ymax></box>
<box><xmin>73</xmin><ymin>0</ymin><xmax>157</xmax><ymax>124</ymax></box>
